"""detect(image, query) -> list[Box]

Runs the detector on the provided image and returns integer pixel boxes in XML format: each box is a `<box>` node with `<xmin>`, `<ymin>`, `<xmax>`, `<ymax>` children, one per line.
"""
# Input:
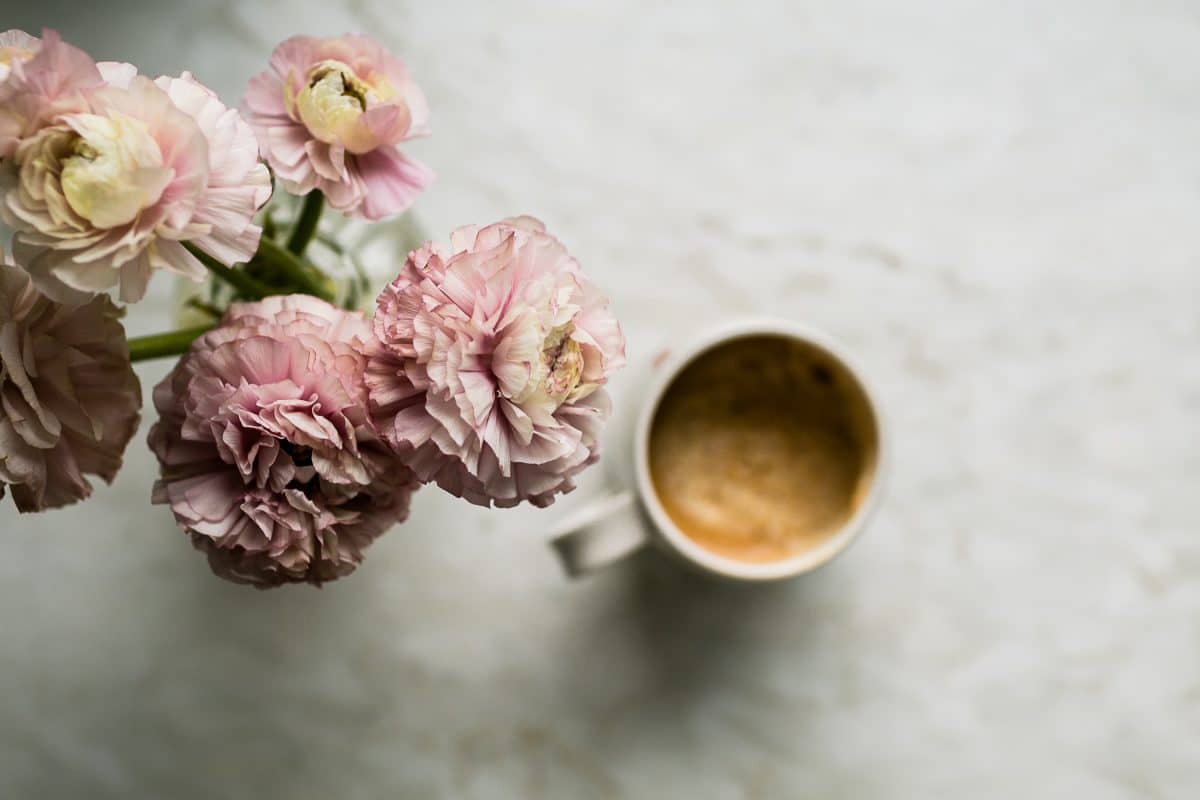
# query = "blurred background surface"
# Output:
<box><xmin>0</xmin><ymin>0</ymin><xmax>1198</xmax><ymax>797</ymax></box>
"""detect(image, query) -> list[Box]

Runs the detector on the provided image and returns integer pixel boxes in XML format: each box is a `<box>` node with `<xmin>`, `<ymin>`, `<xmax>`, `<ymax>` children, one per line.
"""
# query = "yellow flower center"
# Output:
<box><xmin>540</xmin><ymin>324</ymin><xmax>584</xmax><ymax>405</ymax></box>
<box><xmin>60</xmin><ymin>112</ymin><xmax>171</xmax><ymax>228</ymax></box>
<box><xmin>295</xmin><ymin>60</ymin><xmax>392</xmax><ymax>151</ymax></box>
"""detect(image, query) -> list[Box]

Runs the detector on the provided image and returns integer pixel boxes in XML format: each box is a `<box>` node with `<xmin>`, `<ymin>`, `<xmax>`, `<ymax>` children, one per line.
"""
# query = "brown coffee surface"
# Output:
<box><xmin>648</xmin><ymin>335</ymin><xmax>877</xmax><ymax>564</ymax></box>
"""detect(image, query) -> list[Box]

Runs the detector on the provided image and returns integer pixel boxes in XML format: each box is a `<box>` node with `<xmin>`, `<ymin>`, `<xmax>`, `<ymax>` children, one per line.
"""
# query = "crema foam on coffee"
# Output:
<box><xmin>648</xmin><ymin>335</ymin><xmax>878</xmax><ymax>564</ymax></box>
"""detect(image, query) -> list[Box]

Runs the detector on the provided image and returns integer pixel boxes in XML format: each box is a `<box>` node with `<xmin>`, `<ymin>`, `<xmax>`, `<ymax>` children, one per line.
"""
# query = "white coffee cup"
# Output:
<box><xmin>549</xmin><ymin>318</ymin><xmax>888</xmax><ymax>581</ymax></box>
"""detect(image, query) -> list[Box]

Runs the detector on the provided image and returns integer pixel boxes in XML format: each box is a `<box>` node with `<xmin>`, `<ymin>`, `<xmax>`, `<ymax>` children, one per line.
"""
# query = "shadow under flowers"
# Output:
<box><xmin>551</xmin><ymin>543</ymin><xmax>854</xmax><ymax>750</ymax></box>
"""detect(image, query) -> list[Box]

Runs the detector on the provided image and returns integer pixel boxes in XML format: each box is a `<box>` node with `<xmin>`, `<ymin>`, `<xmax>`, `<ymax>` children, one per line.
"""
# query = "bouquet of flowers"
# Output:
<box><xmin>0</xmin><ymin>29</ymin><xmax>626</xmax><ymax>587</ymax></box>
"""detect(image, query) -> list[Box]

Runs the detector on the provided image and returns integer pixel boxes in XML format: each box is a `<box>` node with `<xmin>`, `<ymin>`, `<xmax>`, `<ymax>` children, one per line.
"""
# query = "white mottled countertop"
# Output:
<box><xmin>1</xmin><ymin>0</ymin><xmax>1198</xmax><ymax>797</ymax></box>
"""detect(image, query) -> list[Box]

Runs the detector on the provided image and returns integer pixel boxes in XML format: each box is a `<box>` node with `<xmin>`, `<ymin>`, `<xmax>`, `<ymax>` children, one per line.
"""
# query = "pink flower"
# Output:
<box><xmin>0</xmin><ymin>42</ymin><xmax>270</xmax><ymax>303</ymax></box>
<box><xmin>242</xmin><ymin>34</ymin><xmax>433</xmax><ymax>220</ymax></box>
<box><xmin>0</xmin><ymin>30</ymin><xmax>42</xmax><ymax>86</ymax></box>
<box><xmin>152</xmin><ymin>71</ymin><xmax>272</xmax><ymax>267</ymax></box>
<box><xmin>0</xmin><ymin>245</ymin><xmax>141</xmax><ymax>512</ymax></box>
<box><xmin>0</xmin><ymin>30</ymin><xmax>101</xmax><ymax>159</ymax></box>
<box><xmin>149</xmin><ymin>295</ymin><xmax>418</xmax><ymax>588</ymax></box>
<box><xmin>367</xmin><ymin>217</ymin><xmax>626</xmax><ymax>508</ymax></box>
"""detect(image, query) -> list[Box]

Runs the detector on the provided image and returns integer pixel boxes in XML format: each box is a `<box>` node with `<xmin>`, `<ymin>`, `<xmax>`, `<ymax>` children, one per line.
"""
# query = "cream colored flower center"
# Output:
<box><xmin>539</xmin><ymin>324</ymin><xmax>584</xmax><ymax>405</ymax></box>
<box><xmin>60</xmin><ymin>113</ymin><xmax>170</xmax><ymax>228</ymax></box>
<box><xmin>296</xmin><ymin>60</ymin><xmax>388</xmax><ymax>148</ymax></box>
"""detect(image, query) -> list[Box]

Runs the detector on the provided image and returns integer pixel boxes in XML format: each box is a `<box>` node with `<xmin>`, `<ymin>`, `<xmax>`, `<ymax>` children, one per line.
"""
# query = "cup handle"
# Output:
<box><xmin>549</xmin><ymin>490</ymin><xmax>650</xmax><ymax>577</ymax></box>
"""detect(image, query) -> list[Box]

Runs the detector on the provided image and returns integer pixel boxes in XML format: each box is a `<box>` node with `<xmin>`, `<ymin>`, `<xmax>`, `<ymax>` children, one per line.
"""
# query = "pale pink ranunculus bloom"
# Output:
<box><xmin>0</xmin><ymin>29</ymin><xmax>101</xmax><ymax>159</ymax></box>
<box><xmin>149</xmin><ymin>295</ymin><xmax>418</xmax><ymax>588</ymax></box>
<box><xmin>0</xmin><ymin>29</ymin><xmax>42</xmax><ymax>87</ymax></box>
<box><xmin>0</xmin><ymin>245</ymin><xmax>141</xmax><ymax>512</ymax></box>
<box><xmin>152</xmin><ymin>71</ymin><xmax>272</xmax><ymax>267</ymax></box>
<box><xmin>242</xmin><ymin>34</ymin><xmax>433</xmax><ymax>220</ymax></box>
<box><xmin>0</xmin><ymin>42</ymin><xmax>270</xmax><ymax>303</ymax></box>
<box><xmin>367</xmin><ymin>217</ymin><xmax>626</xmax><ymax>508</ymax></box>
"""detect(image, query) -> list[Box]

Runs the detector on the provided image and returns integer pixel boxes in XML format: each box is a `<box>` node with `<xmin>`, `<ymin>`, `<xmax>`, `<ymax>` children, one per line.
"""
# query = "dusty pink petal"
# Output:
<box><xmin>0</xmin><ymin>252</ymin><xmax>141</xmax><ymax>513</ymax></box>
<box><xmin>149</xmin><ymin>295</ymin><xmax>418</xmax><ymax>588</ymax></box>
<box><xmin>368</xmin><ymin>217</ymin><xmax>626</xmax><ymax>508</ymax></box>
<box><xmin>240</xmin><ymin>33</ymin><xmax>432</xmax><ymax>219</ymax></box>
<box><xmin>357</xmin><ymin>146</ymin><xmax>434</xmax><ymax>221</ymax></box>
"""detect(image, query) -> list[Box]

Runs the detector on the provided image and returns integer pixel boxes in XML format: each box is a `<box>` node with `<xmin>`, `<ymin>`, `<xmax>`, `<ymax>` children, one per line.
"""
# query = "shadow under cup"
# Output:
<box><xmin>646</xmin><ymin>334</ymin><xmax>881</xmax><ymax>568</ymax></box>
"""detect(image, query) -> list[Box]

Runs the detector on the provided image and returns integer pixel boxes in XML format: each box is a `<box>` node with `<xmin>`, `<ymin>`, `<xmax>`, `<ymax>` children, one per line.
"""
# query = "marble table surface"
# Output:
<box><xmin>1</xmin><ymin>0</ymin><xmax>1197</xmax><ymax>797</ymax></box>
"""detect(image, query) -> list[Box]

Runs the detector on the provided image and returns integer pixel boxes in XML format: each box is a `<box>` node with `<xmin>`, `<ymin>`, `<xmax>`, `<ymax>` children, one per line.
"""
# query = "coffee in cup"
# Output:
<box><xmin>550</xmin><ymin>319</ymin><xmax>887</xmax><ymax>582</ymax></box>
<box><xmin>647</xmin><ymin>334</ymin><xmax>879</xmax><ymax>564</ymax></box>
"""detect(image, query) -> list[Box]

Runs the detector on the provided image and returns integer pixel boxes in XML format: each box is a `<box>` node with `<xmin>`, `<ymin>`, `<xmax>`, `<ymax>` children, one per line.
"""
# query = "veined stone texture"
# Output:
<box><xmin>1</xmin><ymin>0</ymin><xmax>1197</xmax><ymax>797</ymax></box>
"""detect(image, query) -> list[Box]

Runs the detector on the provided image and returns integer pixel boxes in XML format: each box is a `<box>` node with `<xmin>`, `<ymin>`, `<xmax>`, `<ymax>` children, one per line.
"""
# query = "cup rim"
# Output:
<box><xmin>633</xmin><ymin>317</ymin><xmax>889</xmax><ymax>581</ymax></box>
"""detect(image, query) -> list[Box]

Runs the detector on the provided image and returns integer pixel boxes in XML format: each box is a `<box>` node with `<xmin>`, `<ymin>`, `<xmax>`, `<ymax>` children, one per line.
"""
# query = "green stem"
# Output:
<box><xmin>185</xmin><ymin>297</ymin><xmax>223</xmax><ymax>319</ymax></box>
<box><xmin>286</xmin><ymin>191</ymin><xmax>324</xmax><ymax>255</ymax></box>
<box><xmin>314</xmin><ymin>233</ymin><xmax>345</xmax><ymax>254</ymax></box>
<box><xmin>256</xmin><ymin>236</ymin><xmax>337</xmax><ymax>302</ymax></box>
<box><xmin>185</xmin><ymin>243</ymin><xmax>272</xmax><ymax>300</ymax></box>
<box><xmin>127</xmin><ymin>325</ymin><xmax>214</xmax><ymax>362</ymax></box>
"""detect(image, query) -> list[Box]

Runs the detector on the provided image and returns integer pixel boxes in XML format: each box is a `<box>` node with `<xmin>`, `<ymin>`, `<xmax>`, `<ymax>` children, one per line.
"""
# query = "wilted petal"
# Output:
<box><xmin>0</xmin><ymin>255</ymin><xmax>140</xmax><ymax>513</ymax></box>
